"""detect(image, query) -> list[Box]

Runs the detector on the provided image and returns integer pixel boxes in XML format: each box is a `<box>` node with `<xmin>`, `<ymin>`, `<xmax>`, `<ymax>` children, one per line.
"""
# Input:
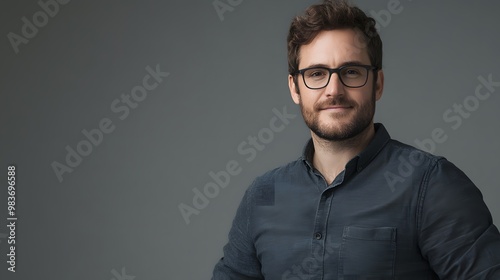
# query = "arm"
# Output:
<box><xmin>418</xmin><ymin>158</ymin><xmax>500</xmax><ymax>279</ymax></box>
<box><xmin>212</xmin><ymin>185</ymin><xmax>264</xmax><ymax>280</ymax></box>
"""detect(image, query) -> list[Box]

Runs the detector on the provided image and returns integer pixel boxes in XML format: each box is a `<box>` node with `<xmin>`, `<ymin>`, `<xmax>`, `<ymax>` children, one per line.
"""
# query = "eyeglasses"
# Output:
<box><xmin>294</xmin><ymin>65</ymin><xmax>377</xmax><ymax>89</ymax></box>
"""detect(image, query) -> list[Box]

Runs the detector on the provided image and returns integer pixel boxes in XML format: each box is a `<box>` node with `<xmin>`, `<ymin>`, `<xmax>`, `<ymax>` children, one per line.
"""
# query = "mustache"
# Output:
<box><xmin>315</xmin><ymin>96</ymin><xmax>356</xmax><ymax>110</ymax></box>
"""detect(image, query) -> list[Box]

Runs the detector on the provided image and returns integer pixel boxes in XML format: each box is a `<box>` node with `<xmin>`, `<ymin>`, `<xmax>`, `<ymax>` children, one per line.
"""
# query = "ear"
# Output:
<box><xmin>288</xmin><ymin>74</ymin><xmax>300</xmax><ymax>105</ymax></box>
<box><xmin>375</xmin><ymin>69</ymin><xmax>384</xmax><ymax>101</ymax></box>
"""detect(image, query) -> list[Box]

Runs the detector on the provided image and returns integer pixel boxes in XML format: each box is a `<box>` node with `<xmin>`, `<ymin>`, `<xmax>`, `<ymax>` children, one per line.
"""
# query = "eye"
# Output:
<box><xmin>310</xmin><ymin>71</ymin><xmax>324</xmax><ymax>77</ymax></box>
<box><xmin>341</xmin><ymin>66</ymin><xmax>363</xmax><ymax>78</ymax></box>
<box><xmin>305</xmin><ymin>68</ymin><xmax>328</xmax><ymax>79</ymax></box>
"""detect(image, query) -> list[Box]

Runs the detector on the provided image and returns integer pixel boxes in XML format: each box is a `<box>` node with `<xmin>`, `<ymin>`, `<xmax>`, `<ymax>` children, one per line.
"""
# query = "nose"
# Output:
<box><xmin>324</xmin><ymin>72</ymin><xmax>344</xmax><ymax>97</ymax></box>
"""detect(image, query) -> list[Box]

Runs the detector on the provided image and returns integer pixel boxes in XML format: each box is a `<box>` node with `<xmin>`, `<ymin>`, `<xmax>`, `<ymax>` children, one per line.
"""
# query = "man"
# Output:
<box><xmin>212</xmin><ymin>0</ymin><xmax>500</xmax><ymax>279</ymax></box>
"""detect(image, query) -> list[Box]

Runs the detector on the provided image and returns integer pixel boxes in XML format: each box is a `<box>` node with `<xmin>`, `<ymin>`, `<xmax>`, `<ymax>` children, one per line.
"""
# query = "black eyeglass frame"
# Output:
<box><xmin>294</xmin><ymin>64</ymin><xmax>378</xmax><ymax>89</ymax></box>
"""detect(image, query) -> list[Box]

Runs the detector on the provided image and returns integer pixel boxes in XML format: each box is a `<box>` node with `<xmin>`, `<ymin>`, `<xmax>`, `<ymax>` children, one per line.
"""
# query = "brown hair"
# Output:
<box><xmin>287</xmin><ymin>0</ymin><xmax>382</xmax><ymax>78</ymax></box>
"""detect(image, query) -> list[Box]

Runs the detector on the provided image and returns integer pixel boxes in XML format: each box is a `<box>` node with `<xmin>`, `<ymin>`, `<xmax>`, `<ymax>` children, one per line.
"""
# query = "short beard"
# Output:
<box><xmin>299</xmin><ymin>90</ymin><xmax>376</xmax><ymax>142</ymax></box>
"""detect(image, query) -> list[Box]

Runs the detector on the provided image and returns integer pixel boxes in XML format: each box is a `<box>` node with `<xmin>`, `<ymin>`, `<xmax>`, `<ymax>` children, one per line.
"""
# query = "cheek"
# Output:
<box><xmin>351</xmin><ymin>91</ymin><xmax>372</xmax><ymax>105</ymax></box>
<box><xmin>298</xmin><ymin>88</ymin><xmax>320</xmax><ymax>106</ymax></box>
<box><xmin>301</xmin><ymin>96</ymin><xmax>317</xmax><ymax>111</ymax></box>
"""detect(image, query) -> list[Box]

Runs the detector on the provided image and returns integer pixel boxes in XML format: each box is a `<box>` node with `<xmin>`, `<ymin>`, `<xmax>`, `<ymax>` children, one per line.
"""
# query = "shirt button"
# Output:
<box><xmin>314</xmin><ymin>232</ymin><xmax>322</xmax><ymax>240</ymax></box>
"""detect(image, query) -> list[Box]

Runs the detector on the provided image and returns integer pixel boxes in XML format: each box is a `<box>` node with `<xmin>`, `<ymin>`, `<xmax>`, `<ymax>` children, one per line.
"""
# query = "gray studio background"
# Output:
<box><xmin>0</xmin><ymin>0</ymin><xmax>499</xmax><ymax>279</ymax></box>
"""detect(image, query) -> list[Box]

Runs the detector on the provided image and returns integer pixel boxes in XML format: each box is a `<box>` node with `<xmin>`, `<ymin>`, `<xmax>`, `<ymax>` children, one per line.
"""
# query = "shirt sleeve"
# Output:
<box><xmin>212</xmin><ymin>183</ymin><xmax>264</xmax><ymax>280</ymax></box>
<box><xmin>418</xmin><ymin>158</ymin><xmax>500</xmax><ymax>279</ymax></box>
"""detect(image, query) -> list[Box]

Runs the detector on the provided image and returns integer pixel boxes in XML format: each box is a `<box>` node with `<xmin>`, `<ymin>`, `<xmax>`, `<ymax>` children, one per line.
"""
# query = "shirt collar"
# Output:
<box><xmin>301</xmin><ymin>123</ymin><xmax>391</xmax><ymax>174</ymax></box>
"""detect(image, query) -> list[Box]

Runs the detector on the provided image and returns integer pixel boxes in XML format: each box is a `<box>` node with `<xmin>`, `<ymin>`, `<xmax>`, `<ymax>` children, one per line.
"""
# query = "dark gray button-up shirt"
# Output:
<box><xmin>212</xmin><ymin>123</ymin><xmax>500</xmax><ymax>279</ymax></box>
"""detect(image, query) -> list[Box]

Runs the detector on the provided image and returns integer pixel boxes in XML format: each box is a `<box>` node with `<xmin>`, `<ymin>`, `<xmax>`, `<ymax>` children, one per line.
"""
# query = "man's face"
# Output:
<box><xmin>288</xmin><ymin>29</ymin><xmax>384</xmax><ymax>141</ymax></box>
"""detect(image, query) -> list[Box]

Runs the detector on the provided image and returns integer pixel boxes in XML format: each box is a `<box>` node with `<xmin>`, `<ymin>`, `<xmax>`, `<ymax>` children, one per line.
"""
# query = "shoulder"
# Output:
<box><xmin>386</xmin><ymin>139</ymin><xmax>471</xmax><ymax>178</ymax></box>
<box><xmin>385</xmin><ymin>140</ymin><xmax>483</xmax><ymax>210</ymax></box>
<box><xmin>383</xmin><ymin>139</ymin><xmax>448</xmax><ymax>170</ymax></box>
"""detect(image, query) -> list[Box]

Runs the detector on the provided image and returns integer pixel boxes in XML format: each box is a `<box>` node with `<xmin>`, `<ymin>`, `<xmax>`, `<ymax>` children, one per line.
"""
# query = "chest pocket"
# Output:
<box><xmin>338</xmin><ymin>226</ymin><xmax>397</xmax><ymax>280</ymax></box>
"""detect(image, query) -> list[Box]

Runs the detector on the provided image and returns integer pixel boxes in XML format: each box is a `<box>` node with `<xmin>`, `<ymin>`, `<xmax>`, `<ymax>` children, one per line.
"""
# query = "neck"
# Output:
<box><xmin>312</xmin><ymin>122</ymin><xmax>375</xmax><ymax>184</ymax></box>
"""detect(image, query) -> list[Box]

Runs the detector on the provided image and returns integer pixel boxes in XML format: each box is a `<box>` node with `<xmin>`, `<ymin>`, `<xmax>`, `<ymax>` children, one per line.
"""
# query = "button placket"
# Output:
<box><xmin>310</xmin><ymin>190</ymin><xmax>335</xmax><ymax>278</ymax></box>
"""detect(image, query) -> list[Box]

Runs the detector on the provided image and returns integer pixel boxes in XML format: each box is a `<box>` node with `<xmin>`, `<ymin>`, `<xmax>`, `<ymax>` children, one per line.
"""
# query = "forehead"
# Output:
<box><xmin>298</xmin><ymin>29</ymin><xmax>371</xmax><ymax>68</ymax></box>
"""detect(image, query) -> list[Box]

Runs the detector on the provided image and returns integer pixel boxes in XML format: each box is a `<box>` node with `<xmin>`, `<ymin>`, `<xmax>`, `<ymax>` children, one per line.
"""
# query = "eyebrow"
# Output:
<box><xmin>304</xmin><ymin>61</ymin><xmax>367</xmax><ymax>69</ymax></box>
